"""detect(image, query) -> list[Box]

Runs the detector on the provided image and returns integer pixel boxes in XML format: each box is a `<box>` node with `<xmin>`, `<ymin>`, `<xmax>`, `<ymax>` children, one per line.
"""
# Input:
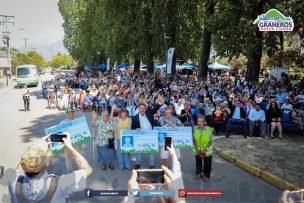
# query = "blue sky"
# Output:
<box><xmin>0</xmin><ymin>0</ymin><xmax>64</xmax><ymax>49</ymax></box>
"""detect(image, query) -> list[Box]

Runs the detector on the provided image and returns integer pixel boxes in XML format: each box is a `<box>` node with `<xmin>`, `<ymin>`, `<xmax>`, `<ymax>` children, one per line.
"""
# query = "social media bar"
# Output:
<box><xmin>178</xmin><ymin>189</ymin><xmax>222</xmax><ymax>198</ymax></box>
<box><xmin>84</xmin><ymin>189</ymin><xmax>128</xmax><ymax>197</ymax></box>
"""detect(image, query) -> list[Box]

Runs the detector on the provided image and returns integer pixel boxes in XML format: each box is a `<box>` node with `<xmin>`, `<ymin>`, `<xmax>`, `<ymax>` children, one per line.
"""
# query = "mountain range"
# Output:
<box><xmin>19</xmin><ymin>40</ymin><xmax>68</xmax><ymax>61</ymax></box>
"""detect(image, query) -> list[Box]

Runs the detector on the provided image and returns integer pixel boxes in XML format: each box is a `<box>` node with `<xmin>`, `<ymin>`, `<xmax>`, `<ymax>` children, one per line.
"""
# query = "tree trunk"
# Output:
<box><xmin>147</xmin><ymin>52</ymin><xmax>154</xmax><ymax>74</ymax></box>
<box><xmin>247</xmin><ymin>42</ymin><xmax>262</xmax><ymax>82</ymax></box>
<box><xmin>279</xmin><ymin>32</ymin><xmax>284</xmax><ymax>51</ymax></box>
<box><xmin>134</xmin><ymin>58</ymin><xmax>140</xmax><ymax>73</ymax></box>
<box><xmin>172</xmin><ymin>52</ymin><xmax>176</xmax><ymax>76</ymax></box>
<box><xmin>246</xmin><ymin>0</ymin><xmax>264</xmax><ymax>82</ymax></box>
<box><xmin>198</xmin><ymin>0</ymin><xmax>214</xmax><ymax>80</ymax></box>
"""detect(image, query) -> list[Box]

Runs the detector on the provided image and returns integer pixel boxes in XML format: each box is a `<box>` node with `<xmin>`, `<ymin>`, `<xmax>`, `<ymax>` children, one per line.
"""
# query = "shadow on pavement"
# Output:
<box><xmin>16</xmin><ymin>111</ymin><xmax>282</xmax><ymax>203</ymax></box>
<box><xmin>30</xmin><ymin>89</ymin><xmax>45</xmax><ymax>100</ymax></box>
<box><xmin>19</xmin><ymin>112</ymin><xmax>66</xmax><ymax>143</ymax></box>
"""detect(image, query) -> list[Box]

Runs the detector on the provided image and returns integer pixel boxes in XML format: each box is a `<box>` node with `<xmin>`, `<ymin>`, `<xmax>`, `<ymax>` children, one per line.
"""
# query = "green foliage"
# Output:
<box><xmin>58</xmin><ymin>0</ymin><xmax>202</xmax><ymax>67</ymax></box>
<box><xmin>48</xmin><ymin>53</ymin><xmax>73</xmax><ymax>68</ymax></box>
<box><xmin>11</xmin><ymin>51</ymin><xmax>45</xmax><ymax>74</ymax></box>
<box><xmin>26</xmin><ymin>51</ymin><xmax>46</xmax><ymax>68</ymax></box>
<box><xmin>266</xmin><ymin>50</ymin><xmax>304</xmax><ymax>70</ymax></box>
<box><xmin>58</xmin><ymin>0</ymin><xmax>304</xmax><ymax>80</ymax></box>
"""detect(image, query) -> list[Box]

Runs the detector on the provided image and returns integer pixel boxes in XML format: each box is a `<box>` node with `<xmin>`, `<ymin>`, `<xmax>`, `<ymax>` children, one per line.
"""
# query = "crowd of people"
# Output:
<box><xmin>46</xmin><ymin>69</ymin><xmax>304</xmax><ymax>139</ymax></box>
<box><xmin>12</xmin><ymin>68</ymin><xmax>304</xmax><ymax>202</ymax></box>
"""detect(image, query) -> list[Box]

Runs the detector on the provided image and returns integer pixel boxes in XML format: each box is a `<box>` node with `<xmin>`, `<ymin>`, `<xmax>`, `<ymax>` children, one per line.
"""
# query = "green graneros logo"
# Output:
<box><xmin>253</xmin><ymin>9</ymin><xmax>294</xmax><ymax>31</ymax></box>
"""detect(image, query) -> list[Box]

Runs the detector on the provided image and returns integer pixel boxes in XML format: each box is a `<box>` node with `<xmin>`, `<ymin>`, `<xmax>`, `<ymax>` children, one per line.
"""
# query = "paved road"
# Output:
<box><xmin>0</xmin><ymin>78</ymin><xmax>282</xmax><ymax>203</ymax></box>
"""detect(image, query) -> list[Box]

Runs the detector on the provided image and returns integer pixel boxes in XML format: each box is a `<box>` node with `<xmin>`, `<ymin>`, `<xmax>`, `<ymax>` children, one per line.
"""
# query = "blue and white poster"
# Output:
<box><xmin>154</xmin><ymin>127</ymin><xmax>193</xmax><ymax>148</ymax></box>
<box><xmin>45</xmin><ymin>116</ymin><xmax>92</xmax><ymax>154</ymax></box>
<box><xmin>121</xmin><ymin>130</ymin><xmax>158</xmax><ymax>153</ymax></box>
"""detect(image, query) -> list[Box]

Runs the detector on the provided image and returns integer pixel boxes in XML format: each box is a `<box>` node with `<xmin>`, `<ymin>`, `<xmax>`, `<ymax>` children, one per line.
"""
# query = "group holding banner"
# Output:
<box><xmin>120</xmin><ymin>127</ymin><xmax>193</xmax><ymax>153</ymax></box>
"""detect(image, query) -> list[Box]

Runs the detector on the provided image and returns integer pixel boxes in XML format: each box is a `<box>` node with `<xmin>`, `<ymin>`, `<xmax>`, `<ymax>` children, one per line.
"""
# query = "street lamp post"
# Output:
<box><xmin>1</xmin><ymin>15</ymin><xmax>14</xmax><ymax>86</ymax></box>
<box><xmin>2</xmin><ymin>31</ymin><xmax>11</xmax><ymax>86</ymax></box>
<box><xmin>164</xmin><ymin>35</ymin><xmax>172</xmax><ymax>78</ymax></box>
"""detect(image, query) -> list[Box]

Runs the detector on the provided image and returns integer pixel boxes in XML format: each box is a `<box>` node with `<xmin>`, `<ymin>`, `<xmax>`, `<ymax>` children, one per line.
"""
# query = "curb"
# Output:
<box><xmin>215</xmin><ymin>147</ymin><xmax>300</xmax><ymax>191</ymax></box>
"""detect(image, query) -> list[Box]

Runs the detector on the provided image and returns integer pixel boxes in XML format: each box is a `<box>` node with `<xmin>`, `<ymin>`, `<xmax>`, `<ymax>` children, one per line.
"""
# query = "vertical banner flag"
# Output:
<box><xmin>166</xmin><ymin>48</ymin><xmax>175</xmax><ymax>75</ymax></box>
<box><xmin>107</xmin><ymin>58</ymin><xmax>110</xmax><ymax>70</ymax></box>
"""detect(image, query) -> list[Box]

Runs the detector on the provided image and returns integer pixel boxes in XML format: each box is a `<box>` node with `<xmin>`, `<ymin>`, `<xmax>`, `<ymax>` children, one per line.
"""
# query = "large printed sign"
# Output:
<box><xmin>154</xmin><ymin>127</ymin><xmax>193</xmax><ymax>149</ymax></box>
<box><xmin>120</xmin><ymin>130</ymin><xmax>159</xmax><ymax>153</ymax></box>
<box><xmin>253</xmin><ymin>9</ymin><xmax>294</xmax><ymax>32</ymax></box>
<box><xmin>45</xmin><ymin>116</ymin><xmax>92</xmax><ymax>154</ymax></box>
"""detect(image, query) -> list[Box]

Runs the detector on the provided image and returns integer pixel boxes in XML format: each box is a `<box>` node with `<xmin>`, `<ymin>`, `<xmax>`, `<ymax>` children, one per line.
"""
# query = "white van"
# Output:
<box><xmin>16</xmin><ymin>64</ymin><xmax>39</xmax><ymax>87</ymax></box>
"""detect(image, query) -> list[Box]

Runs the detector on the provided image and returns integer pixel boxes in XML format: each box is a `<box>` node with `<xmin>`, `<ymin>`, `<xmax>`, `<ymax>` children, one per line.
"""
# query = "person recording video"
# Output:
<box><xmin>5</xmin><ymin>133</ymin><xmax>92</xmax><ymax>203</ymax></box>
<box><xmin>126</xmin><ymin>145</ymin><xmax>186</xmax><ymax>203</ymax></box>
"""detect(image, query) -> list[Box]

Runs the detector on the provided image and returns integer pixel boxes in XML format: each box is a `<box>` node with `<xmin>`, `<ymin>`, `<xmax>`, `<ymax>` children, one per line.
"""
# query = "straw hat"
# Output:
<box><xmin>20</xmin><ymin>148</ymin><xmax>47</xmax><ymax>173</ymax></box>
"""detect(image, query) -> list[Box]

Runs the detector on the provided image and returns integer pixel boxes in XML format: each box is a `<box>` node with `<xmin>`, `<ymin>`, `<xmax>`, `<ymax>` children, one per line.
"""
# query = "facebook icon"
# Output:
<box><xmin>85</xmin><ymin>189</ymin><xmax>93</xmax><ymax>197</ymax></box>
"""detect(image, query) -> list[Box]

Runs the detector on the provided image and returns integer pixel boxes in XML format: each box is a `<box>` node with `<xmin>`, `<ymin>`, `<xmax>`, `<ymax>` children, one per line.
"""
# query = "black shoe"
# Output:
<box><xmin>225</xmin><ymin>131</ymin><xmax>230</xmax><ymax>138</ymax></box>
<box><xmin>193</xmin><ymin>173</ymin><xmax>203</xmax><ymax>180</ymax></box>
<box><xmin>134</xmin><ymin>164</ymin><xmax>140</xmax><ymax>170</ymax></box>
<box><xmin>149</xmin><ymin>165</ymin><xmax>155</xmax><ymax>169</ymax></box>
<box><xmin>101</xmin><ymin>164</ymin><xmax>107</xmax><ymax>171</ymax></box>
<box><xmin>108</xmin><ymin>162</ymin><xmax>115</xmax><ymax>170</ymax></box>
<box><xmin>243</xmin><ymin>133</ymin><xmax>247</xmax><ymax>138</ymax></box>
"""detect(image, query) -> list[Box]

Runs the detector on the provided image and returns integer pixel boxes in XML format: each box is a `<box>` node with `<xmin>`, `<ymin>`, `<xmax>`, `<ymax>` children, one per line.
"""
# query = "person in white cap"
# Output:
<box><xmin>7</xmin><ymin>133</ymin><xmax>92</xmax><ymax>203</ymax></box>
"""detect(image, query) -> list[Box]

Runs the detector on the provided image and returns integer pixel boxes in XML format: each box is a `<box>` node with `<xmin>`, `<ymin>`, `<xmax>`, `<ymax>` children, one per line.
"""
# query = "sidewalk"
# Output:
<box><xmin>214</xmin><ymin>135</ymin><xmax>304</xmax><ymax>190</ymax></box>
<box><xmin>0</xmin><ymin>85</ymin><xmax>14</xmax><ymax>98</ymax></box>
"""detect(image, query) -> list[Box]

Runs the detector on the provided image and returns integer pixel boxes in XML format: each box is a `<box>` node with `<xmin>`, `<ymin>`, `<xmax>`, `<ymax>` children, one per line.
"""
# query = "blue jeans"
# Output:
<box><xmin>135</xmin><ymin>153</ymin><xmax>155</xmax><ymax>166</ymax></box>
<box><xmin>116</xmin><ymin>140</ymin><xmax>131</xmax><ymax>169</ymax></box>
<box><xmin>96</xmin><ymin>145</ymin><xmax>116</xmax><ymax>165</ymax></box>
<box><xmin>226</xmin><ymin>118</ymin><xmax>247</xmax><ymax>132</ymax></box>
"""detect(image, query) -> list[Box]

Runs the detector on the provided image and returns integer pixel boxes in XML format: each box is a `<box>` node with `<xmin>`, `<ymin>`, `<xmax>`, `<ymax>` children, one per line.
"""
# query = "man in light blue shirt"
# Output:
<box><xmin>248</xmin><ymin>103</ymin><xmax>266</xmax><ymax>138</ymax></box>
<box><xmin>276</xmin><ymin>89</ymin><xmax>288</xmax><ymax>105</ymax></box>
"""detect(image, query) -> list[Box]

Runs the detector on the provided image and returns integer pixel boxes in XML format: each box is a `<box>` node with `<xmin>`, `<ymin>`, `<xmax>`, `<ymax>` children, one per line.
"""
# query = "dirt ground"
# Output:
<box><xmin>214</xmin><ymin>134</ymin><xmax>304</xmax><ymax>188</ymax></box>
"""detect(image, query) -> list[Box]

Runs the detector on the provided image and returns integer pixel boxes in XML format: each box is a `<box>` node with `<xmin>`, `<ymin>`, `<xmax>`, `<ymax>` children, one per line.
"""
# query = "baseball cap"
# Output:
<box><xmin>66</xmin><ymin>108</ymin><xmax>75</xmax><ymax>114</ymax></box>
<box><xmin>20</xmin><ymin>148</ymin><xmax>47</xmax><ymax>173</ymax></box>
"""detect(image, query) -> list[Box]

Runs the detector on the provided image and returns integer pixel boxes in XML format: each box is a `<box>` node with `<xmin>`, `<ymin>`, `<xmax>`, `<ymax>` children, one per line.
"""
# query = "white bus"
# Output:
<box><xmin>16</xmin><ymin>64</ymin><xmax>39</xmax><ymax>88</ymax></box>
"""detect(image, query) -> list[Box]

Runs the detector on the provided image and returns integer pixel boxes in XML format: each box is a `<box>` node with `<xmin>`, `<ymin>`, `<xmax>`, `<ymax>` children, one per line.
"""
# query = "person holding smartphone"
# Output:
<box><xmin>126</xmin><ymin>145</ymin><xmax>186</xmax><ymax>203</ymax></box>
<box><xmin>192</xmin><ymin>116</ymin><xmax>214</xmax><ymax>182</ymax></box>
<box><xmin>6</xmin><ymin>133</ymin><xmax>92</xmax><ymax>203</ymax></box>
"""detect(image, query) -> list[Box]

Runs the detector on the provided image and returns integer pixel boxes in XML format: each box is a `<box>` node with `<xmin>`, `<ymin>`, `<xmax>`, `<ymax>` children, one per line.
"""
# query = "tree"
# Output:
<box><xmin>26</xmin><ymin>51</ymin><xmax>46</xmax><ymax>68</ymax></box>
<box><xmin>11</xmin><ymin>51</ymin><xmax>45</xmax><ymax>74</ymax></box>
<box><xmin>59</xmin><ymin>0</ymin><xmax>202</xmax><ymax>73</ymax></box>
<box><xmin>48</xmin><ymin>53</ymin><xmax>73</xmax><ymax>68</ymax></box>
<box><xmin>198</xmin><ymin>0</ymin><xmax>215</xmax><ymax>80</ymax></box>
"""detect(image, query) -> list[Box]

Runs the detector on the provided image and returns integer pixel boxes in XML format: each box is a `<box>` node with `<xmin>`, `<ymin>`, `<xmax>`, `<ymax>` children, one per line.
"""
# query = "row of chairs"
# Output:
<box><xmin>219</xmin><ymin>112</ymin><xmax>300</xmax><ymax>137</ymax></box>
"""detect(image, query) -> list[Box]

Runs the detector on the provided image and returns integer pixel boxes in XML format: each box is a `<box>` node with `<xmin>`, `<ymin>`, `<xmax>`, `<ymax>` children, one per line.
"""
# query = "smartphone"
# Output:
<box><xmin>137</xmin><ymin>169</ymin><xmax>164</xmax><ymax>184</ymax></box>
<box><xmin>50</xmin><ymin>134</ymin><xmax>67</xmax><ymax>142</ymax></box>
<box><xmin>165</xmin><ymin>137</ymin><xmax>172</xmax><ymax>151</ymax></box>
